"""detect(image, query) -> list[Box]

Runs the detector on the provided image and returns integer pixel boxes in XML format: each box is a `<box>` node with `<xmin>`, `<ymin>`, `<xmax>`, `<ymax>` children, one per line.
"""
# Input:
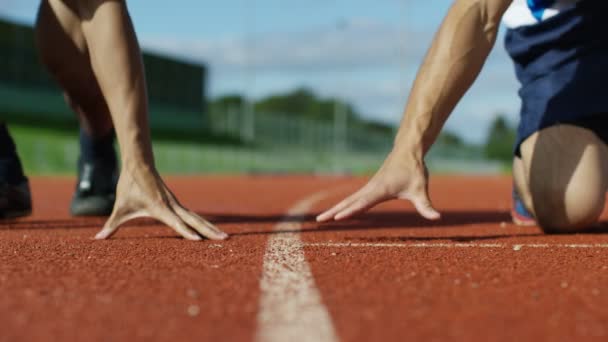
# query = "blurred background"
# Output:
<box><xmin>0</xmin><ymin>0</ymin><xmax>519</xmax><ymax>175</ymax></box>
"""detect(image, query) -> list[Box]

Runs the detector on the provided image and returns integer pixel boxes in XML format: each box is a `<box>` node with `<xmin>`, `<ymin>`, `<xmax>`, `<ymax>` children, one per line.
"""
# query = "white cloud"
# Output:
<box><xmin>141</xmin><ymin>18</ymin><xmax>521</xmax><ymax>144</ymax></box>
<box><xmin>141</xmin><ymin>19</ymin><xmax>430</xmax><ymax>73</ymax></box>
<box><xmin>0</xmin><ymin>2</ymin><xmax>521</xmax><ymax>144</ymax></box>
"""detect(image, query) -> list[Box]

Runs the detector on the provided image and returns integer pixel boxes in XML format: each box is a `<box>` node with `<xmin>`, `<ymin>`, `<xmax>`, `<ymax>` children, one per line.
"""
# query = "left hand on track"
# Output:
<box><xmin>94</xmin><ymin>167</ymin><xmax>228</xmax><ymax>241</ymax></box>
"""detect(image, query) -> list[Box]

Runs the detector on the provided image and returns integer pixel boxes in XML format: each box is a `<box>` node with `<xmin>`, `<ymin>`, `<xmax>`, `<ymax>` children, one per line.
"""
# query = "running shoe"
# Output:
<box><xmin>511</xmin><ymin>189</ymin><xmax>536</xmax><ymax>226</ymax></box>
<box><xmin>0</xmin><ymin>157</ymin><xmax>32</xmax><ymax>219</ymax></box>
<box><xmin>70</xmin><ymin>158</ymin><xmax>117</xmax><ymax>216</ymax></box>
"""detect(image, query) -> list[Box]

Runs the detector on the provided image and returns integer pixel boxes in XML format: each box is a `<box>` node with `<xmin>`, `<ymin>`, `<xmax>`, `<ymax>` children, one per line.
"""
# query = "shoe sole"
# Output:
<box><xmin>0</xmin><ymin>208</ymin><xmax>32</xmax><ymax>219</ymax></box>
<box><xmin>70</xmin><ymin>196</ymin><xmax>114</xmax><ymax>217</ymax></box>
<box><xmin>0</xmin><ymin>181</ymin><xmax>32</xmax><ymax>219</ymax></box>
<box><xmin>511</xmin><ymin>209</ymin><xmax>537</xmax><ymax>226</ymax></box>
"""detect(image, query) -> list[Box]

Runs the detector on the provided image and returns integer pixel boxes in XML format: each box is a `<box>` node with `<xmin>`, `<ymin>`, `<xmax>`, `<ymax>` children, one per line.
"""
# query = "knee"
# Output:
<box><xmin>532</xmin><ymin>182</ymin><xmax>604</xmax><ymax>233</ymax></box>
<box><xmin>522</xmin><ymin>125</ymin><xmax>608</xmax><ymax>233</ymax></box>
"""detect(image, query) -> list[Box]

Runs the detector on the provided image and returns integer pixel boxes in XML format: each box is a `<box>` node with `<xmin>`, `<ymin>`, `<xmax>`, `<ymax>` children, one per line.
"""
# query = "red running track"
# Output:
<box><xmin>1</xmin><ymin>176</ymin><xmax>607</xmax><ymax>342</ymax></box>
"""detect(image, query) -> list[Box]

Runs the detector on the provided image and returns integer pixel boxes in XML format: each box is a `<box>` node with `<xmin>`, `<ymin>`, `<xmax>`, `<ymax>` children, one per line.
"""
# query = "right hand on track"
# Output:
<box><xmin>317</xmin><ymin>149</ymin><xmax>441</xmax><ymax>222</ymax></box>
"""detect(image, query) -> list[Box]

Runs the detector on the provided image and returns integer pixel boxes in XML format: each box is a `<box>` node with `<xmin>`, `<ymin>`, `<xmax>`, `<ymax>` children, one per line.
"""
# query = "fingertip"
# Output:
<box><xmin>422</xmin><ymin>209</ymin><xmax>441</xmax><ymax>221</ymax></box>
<box><xmin>333</xmin><ymin>212</ymin><xmax>350</xmax><ymax>221</ymax></box>
<box><xmin>429</xmin><ymin>212</ymin><xmax>441</xmax><ymax>220</ymax></box>
<box><xmin>316</xmin><ymin>213</ymin><xmax>331</xmax><ymax>222</ymax></box>
<box><xmin>94</xmin><ymin>231</ymin><xmax>109</xmax><ymax>240</ymax></box>
<box><xmin>215</xmin><ymin>232</ymin><xmax>229</xmax><ymax>240</ymax></box>
<box><xmin>203</xmin><ymin>225</ymin><xmax>229</xmax><ymax>240</ymax></box>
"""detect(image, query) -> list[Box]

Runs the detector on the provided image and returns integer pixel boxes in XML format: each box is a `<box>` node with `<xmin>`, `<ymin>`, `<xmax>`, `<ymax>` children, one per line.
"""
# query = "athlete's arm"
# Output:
<box><xmin>66</xmin><ymin>0</ymin><xmax>227</xmax><ymax>240</ymax></box>
<box><xmin>318</xmin><ymin>0</ymin><xmax>512</xmax><ymax>222</ymax></box>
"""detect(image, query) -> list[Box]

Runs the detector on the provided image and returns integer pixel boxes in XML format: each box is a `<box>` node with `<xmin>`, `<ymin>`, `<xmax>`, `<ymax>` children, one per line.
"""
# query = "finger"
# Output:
<box><xmin>174</xmin><ymin>206</ymin><xmax>228</xmax><ymax>240</ymax></box>
<box><xmin>410</xmin><ymin>192</ymin><xmax>441</xmax><ymax>220</ymax></box>
<box><xmin>333</xmin><ymin>190</ymin><xmax>383</xmax><ymax>221</ymax></box>
<box><xmin>316</xmin><ymin>193</ymin><xmax>360</xmax><ymax>222</ymax></box>
<box><xmin>95</xmin><ymin>210</ymin><xmax>144</xmax><ymax>240</ymax></box>
<box><xmin>95</xmin><ymin>213</ymin><xmax>121</xmax><ymax>240</ymax></box>
<box><xmin>155</xmin><ymin>208</ymin><xmax>203</xmax><ymax>241</ymax></box>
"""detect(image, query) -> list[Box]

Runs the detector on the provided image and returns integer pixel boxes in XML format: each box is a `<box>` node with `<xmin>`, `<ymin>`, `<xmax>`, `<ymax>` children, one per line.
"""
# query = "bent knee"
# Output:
<box><xmin>533</xmin><ymin>185</ymin><xmax>605</xmax><ymax>233</ymax></box>
<box><xmin>522</xmin><ymin>124</ymin><xmax>608</xmax><ymax>233</ymax></box>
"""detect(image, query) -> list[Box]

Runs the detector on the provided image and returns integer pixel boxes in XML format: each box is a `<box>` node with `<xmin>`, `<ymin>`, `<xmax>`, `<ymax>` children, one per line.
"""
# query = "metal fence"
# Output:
<box><xmin>206</xmin><ymin>107</ymin><xmax>502</xmax><ymax>174</ymax></box>
<box><xmin>209</xmin><ymin>107</ymin><xmax>394</xmax><ymax>153</ymax></box>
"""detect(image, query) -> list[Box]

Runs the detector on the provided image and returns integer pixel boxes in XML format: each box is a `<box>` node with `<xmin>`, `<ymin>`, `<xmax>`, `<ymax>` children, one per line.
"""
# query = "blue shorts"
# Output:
<box><xmin>505</xmin><ymin>0</ymin><xmax>608</xmax><ymax>156</ymax></box>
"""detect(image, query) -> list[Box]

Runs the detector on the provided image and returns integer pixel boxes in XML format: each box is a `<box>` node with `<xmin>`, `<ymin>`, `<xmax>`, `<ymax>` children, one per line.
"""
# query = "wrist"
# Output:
<box><xmin>390</xmin><ymin>144</ymin><xmax>424</xmax><ymax>164</ymax></box>
<box><xmin>121</xmin><ymin>157</ymin><xmax>157</xmax><ymax>176</ymax></box>
<box><xmin>392</xmin><ymin>134</ymin><xmax>425</xmax><ymax>161</ymax></box>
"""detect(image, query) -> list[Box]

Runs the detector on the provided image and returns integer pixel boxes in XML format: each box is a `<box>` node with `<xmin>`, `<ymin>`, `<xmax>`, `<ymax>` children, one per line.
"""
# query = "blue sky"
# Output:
<box><xmin>0</xmin><ymin>0</ymin><xmax>520</xmax><ymax>143</ymax></box>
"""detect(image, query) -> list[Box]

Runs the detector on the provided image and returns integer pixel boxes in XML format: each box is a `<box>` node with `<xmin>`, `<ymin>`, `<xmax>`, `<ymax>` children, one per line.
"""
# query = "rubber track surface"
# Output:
<box><xmin>1</xmin><ymin>176</ymin><xmax>607</xmax><ymax>342</ymax></box>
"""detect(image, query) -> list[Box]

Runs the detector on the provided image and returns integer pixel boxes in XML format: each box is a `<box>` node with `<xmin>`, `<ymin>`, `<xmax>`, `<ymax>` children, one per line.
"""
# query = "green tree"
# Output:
<box><xmin>437</xmin><ymin>130</ymin><xmax>464</xmax><ymax>148</ymax></box>
<box><xmin>254</xmin><ymin>87</ymin><xmax>359</xmax><ymax>122</ymax></box>
<box><xmin>484</xmin><ymin>114</ymin><xmax>516</xmax><ymax>162</ymax></box>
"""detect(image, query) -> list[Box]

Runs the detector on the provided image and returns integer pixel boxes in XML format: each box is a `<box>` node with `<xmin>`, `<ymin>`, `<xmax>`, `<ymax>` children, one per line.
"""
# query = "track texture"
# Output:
<box><xmin>1</xmin><ymin>176</ymin><xmax>607</xmax><ymax>341</ymax></box>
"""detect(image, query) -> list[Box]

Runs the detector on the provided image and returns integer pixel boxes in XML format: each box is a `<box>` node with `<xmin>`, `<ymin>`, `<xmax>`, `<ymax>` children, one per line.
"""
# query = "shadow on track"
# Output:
<box><xmin>225</xmin><ymin>210</ymin><xmax>513</xmax><ymax>237</ymax></box>
<box><xmin>341</xmin><ymin>235</ymin><xmax>543</xmax><ymax>243</ymax></box>
<box><xmin>0</xmin><ymin>210</ymin><xmax>510</xmax><ymax>231</ymax></box>
<box><xmin>0</xmin><ymin>217</ymin><xmax>161</xmax><ymax>230</ymax></box>
<box><xmin>219</xmin><ymin>211</ymin><xmax>608</xmax><ymax>236</ymax></box>
<box><xmin>204</xmin><ymin>210</ymin><xmax>511</xmax><ymax>227</ymax></box>
<box><xmin>3</xmin><ymin>211</ymin><xmax>608</xmax><ymax>240</ymax></box>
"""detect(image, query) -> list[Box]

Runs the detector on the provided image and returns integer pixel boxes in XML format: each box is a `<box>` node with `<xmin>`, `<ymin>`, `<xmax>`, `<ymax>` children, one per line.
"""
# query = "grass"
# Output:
<box><xmin>10</xmin><ymin>123</ymin><xmax>506</xmax><ymax>176</ymax></box>
<box><xmin>9</xmin><ymin>123</ymin><xmax>387</xmax><ymax>175</ymax></box>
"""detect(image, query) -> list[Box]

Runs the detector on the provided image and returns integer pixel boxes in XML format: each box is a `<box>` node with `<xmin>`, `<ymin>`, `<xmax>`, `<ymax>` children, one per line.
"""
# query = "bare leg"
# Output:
<box><xmin>35</xmin><ymin>0</ymin><xmax>113</xmax><ymax>137</ymax></box>
<box><xmin>515</xmin><ymin>124</ymin><xmax>608</xmax><ymax>233</ymax></box>
<box><xmin>38</xmin><ymin>0</ymin><xmax>226</xmax><ymax>240</ymax></box>
<box><xmin>512</xmin><ymin>156</ymin><xmax>534</xmax><ymax>216</ymax></box>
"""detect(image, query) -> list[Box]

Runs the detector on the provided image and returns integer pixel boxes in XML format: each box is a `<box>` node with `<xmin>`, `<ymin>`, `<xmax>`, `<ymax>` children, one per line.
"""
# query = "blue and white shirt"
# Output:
<box><xmin>503</xmin><ymin>0</ymin><xmax>582</xmax><ymax>28</ymax></box>
<box><xmin>502</xmin><ymin>0</ymin><xmax>608</xmax><ymax>153</ymax></box>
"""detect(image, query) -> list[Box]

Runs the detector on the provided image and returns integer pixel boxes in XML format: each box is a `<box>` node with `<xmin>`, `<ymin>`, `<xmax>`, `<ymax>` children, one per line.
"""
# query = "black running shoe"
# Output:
<box><xmin>0</xmin><ymin>157</ymin><xmax>31</xmax><ymax>219</ymax></box>
<box><xmin>0</xmin><ymin>124</ymin><xmax>32</xmax><ymax>219</ymax></box>
<box><xmin>70</xmin><ymin>158</ymin><xmax>117</xmax><ymax>216</ymax></box>
<box><xmin>0</xmin><ymin>179</ymin><xmax>32</xmax><ymax>219</ymax></box>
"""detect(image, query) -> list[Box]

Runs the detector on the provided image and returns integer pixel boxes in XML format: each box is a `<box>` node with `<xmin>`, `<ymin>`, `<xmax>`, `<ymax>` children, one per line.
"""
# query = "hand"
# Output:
<box><xmin>95</xmin><ymin>166</ymin><xmax>228</xmax><ymax>241</ymax></box>
<box><xmin>317</xmin><ymin>150</ymin><xmax>440</xmax><ymax>222</ymax></box>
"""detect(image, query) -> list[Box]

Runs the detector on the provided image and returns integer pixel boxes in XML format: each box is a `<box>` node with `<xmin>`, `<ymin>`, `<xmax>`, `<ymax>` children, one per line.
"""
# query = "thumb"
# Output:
<box><xmin>410</xmin><ymin>191</ymin><xmax>441</xmax><ymax>220</ymax></box>
<box><xmin>95</xmin><ymin>215</ymin><xmax>121</xmax><ymax>240</ymax></box>
<box><xmin>94</xmin><ymin>208</ymin><xmax>141</xmax><ymax>240</ymax></box>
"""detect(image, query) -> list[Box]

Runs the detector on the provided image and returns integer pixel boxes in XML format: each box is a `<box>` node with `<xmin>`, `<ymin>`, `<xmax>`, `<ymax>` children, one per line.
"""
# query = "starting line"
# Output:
<box><xmin>304</xmin><ymin>242</ymin><xmax>608</xmax><ymax>250</ymax></box>
<box><xmin>256</xmin><ymin>191</ymin><xmax>338</xmax><ymax>342</ymax></box>
<box><xmin>254</xmin><ymin>187</ymin><xmax>608</xmax><ymax>342</ymax></box>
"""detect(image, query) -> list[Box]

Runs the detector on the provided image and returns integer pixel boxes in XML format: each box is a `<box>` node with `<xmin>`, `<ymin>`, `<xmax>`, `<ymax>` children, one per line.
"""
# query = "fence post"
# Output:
<box><xmin>241</xmin><ymin>100</ymin><xmax>255</xmax><ymax>143</ymax></box>
<box><xmin>333</xmin><ymin>100</ymin><xmax>348</xmax><ymax>173</ymax></box>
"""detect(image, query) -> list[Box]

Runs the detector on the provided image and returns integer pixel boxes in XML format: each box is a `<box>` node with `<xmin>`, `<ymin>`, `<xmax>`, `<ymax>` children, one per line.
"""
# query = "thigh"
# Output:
<box><xmin>36</xmin><ymin>0</ymin><xmax>111</xmax><ymax>124</ymax></box>
<box><xmin>518</xmin><ymin>124</ymin><xmax>608</xmax><ymax>232</ymax></box>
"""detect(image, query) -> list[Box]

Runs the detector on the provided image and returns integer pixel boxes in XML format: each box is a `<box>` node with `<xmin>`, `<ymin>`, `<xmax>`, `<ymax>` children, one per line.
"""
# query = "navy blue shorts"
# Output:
<box><xmin>505</xmin><ymin>0</ymin><xmax>608</xmax><ymax>156</ymax></box>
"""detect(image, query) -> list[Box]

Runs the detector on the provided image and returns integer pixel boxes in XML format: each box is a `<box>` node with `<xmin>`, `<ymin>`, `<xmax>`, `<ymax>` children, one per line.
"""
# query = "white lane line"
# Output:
<box><xmin>305</xmin><ymin>242</ymin><xmax>608</xmax><ymax>249</ymax></box>
<box><xmin>256</xmin><ymin>191</ymin><xmax>338</xmax><ymax>342</ymax></box>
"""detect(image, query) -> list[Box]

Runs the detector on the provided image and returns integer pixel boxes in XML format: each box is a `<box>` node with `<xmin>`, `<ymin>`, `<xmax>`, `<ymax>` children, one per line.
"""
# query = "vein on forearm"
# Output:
<box><xmin>395</xmin><ymin>0</ymin><xmax>508</xmax><ymax>156</ymax></box>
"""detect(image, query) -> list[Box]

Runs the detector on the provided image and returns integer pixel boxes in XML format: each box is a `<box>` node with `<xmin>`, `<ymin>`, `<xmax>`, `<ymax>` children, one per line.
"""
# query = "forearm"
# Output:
<box><xmin>79</xmin><ymin>1</ymin><xmax>155</xmax><ymax>171</ymax></box>
<box><xmin>394</xmin><ymin>0</ymin><xmax>511</xmax><ymax>157</ymax></box>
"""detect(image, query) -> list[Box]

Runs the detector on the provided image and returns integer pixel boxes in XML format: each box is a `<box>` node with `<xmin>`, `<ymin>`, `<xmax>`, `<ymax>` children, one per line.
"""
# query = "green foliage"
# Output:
<box><xmin>437</xmin><ymin>130</ymin><xmax>464</xmax><ymax>148</ymax></box>
<box><xmin>252</xmin><ymin>87</ymin><xmax>358</xmax><ymax>122</ymax></box>
<box><xmin>9</xmin><ymin>123</ymin><xmax>386</xmax><ymax>175</ymax></box>
<box><xmin>353</xmin><ymin>120</ymin><xmax>394</xmax><ymax>135</ymax></box>
<box><xmin>209</xmin><ymin>87</ymin><xmax>396</xmax><ymax>135</ymax></box>
<box><xmin>484</xmin><ymin>114</ymin><xmax>516</xmax><ymax>162</ymax></box>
